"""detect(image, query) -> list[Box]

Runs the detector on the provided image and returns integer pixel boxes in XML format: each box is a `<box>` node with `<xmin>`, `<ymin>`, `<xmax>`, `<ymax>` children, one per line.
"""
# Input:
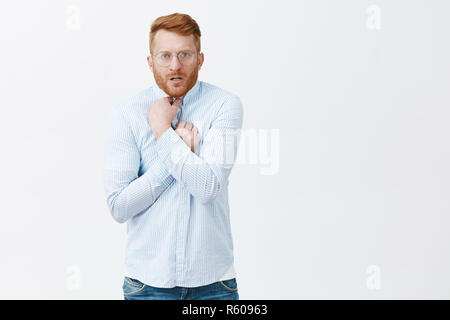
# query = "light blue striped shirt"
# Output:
<box><xmin>103</xmin><ymin>80</ymin><xmax>243</xmax><ymax>288</ymax></box>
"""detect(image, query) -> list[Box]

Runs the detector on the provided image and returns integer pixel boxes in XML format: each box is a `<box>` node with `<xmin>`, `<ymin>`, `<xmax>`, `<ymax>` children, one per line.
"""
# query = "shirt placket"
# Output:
<box><xmin>171</xmin><ymin>100</ymin><xmax>183</xmax><ymax>129</ymax></box>
<box><xmin>175</xmin><ymin>186</ymin><xmax>191</xmax><ymax>282</ymax></box>
<box><xmin>173</xmin><ymin>99</ymin><xmax>190</xmax><ymax>283</ymax></box>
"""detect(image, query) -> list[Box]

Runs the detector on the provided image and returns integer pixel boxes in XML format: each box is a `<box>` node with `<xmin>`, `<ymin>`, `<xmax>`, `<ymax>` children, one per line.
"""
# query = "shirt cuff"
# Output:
<box><xmin>155</xmin><ymin>127</ymin><xmax>191</xmax><ymax>176</ymax></box>
<box><xmin>143</xmin><ymin>152</ymin><xmax>174</xmax><ymax>189</ymax></box>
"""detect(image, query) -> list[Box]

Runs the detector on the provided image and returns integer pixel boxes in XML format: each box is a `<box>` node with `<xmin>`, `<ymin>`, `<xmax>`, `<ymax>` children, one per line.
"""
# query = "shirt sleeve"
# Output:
<box><xmin>155</xmin><ymin>96</ymin><xmax>243</xmax><ymax>204</ymax></box>
<box><xmin>103</xmin><ymin>107</ymin><xmax>174</xmax><ymax>223</ymax></box>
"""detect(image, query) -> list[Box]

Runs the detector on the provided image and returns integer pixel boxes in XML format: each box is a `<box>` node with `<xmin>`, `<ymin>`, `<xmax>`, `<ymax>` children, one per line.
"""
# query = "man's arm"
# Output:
<box><xmin>103</xmin><ymin>108</ymin><xmax>174</xmax><ymax>223</ymax></box>
<box><xmin>155</xmin><ymin>96</ymin><xmax>243</xmax><ymax>204</ymax></box>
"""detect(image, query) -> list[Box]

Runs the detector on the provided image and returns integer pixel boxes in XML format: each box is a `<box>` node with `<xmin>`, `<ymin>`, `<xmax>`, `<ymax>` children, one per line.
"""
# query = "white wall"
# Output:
<box><xmin>1</xmin><ymin>0</ymin><xmax>449</xmax><ymax>299</ymax></box>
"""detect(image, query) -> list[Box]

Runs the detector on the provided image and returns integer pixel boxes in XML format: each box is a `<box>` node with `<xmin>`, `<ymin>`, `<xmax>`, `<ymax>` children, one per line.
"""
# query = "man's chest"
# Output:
<box><xmin>136</xmin><ymin>104</ymin><xmax>217</xmax><ymax>173</ymax></box>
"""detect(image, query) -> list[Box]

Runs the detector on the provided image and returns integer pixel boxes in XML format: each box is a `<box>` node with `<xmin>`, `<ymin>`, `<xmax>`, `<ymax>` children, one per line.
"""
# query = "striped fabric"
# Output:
<box><xmin>103</xmin><ymin>80</ymin><xmax>243</xmax><ymax>288</ymax></box>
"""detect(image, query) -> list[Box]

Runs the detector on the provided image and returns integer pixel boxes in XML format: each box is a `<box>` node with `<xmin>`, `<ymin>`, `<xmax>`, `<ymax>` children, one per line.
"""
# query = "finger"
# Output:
<box><xmin>180</xmin><ymin>127</ymin><xmax>189</xmax><ymax>135</ymax></box>
<box><xmin>163</xmin><ymin>97</ymin><xmax>176</xmax><ymax>106</ymax></box>
<box><xmin>190</xmin><ymin>133</ymin><xmax>195</xmax><ymax>147</ymax></box>
<box><xmin>177</xmin><ymin>120</ymin><xmax>186</xmax><ymax>129</ymax></box>
<box><xmin>185</xmin><ymin>122</ymin><xmax>193</xmax><ymax>130</ymax></box>
<box><xmin>173</xmin><ymin>97</ymin><xmax>183</xmax><ymax>108</ymax></box>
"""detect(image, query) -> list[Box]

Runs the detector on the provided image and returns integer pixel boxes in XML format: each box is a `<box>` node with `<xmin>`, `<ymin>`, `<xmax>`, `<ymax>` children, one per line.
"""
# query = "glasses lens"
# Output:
<box><xmin>156</xmin><ymin>53</ymin><xmax>171</xmax><ymax>67</ymax></box>
<box><xmin>155</xmin><ymin>52</ymin><xmax>196</xmax><ymax>67</ymax></box>
<box><xmin>179</xmin><ymin>52</ymin><xmax>195</xmax><ymax>65</ymax></box>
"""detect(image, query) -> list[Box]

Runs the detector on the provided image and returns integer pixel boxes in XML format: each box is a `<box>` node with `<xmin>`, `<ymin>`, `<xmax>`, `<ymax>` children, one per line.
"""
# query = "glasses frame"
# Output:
<box><xmin>151</xmin><ymin>50</ymin><xmax>200</xmax><ymax>67</ymax></box>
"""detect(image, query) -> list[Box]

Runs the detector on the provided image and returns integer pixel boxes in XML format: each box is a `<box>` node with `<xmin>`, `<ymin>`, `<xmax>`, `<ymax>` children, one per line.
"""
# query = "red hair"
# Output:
<box><xmin>150</xmin><ymin>13</ymin><xmax>201</xmax><ymax>54</ymax></box>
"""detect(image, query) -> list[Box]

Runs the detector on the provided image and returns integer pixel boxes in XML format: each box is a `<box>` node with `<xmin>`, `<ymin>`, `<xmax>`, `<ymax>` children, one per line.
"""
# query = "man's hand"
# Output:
<box><xmin>148</xmin><ymin>97</ymin><xmax>182</xmax><ymax>140</ymax></box>
<box><xmin>175</xmin><ymin>120</ymin><xmax>201</xmax><ymax>153</ymax></box>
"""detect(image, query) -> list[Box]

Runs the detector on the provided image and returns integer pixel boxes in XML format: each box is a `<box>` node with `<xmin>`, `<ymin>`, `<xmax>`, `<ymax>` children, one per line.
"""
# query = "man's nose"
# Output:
<box><xmin>169</xmin><ymin>55</ymin><xmax>182</xmax><ymax>71</ymax></box>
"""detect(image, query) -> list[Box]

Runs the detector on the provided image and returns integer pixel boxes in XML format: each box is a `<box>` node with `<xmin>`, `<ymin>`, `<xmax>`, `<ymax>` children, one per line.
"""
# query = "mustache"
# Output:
<box><xmin>168</xmin><ymin>74</ymin><xmax>185</xmax><ymax>78</ymax></box>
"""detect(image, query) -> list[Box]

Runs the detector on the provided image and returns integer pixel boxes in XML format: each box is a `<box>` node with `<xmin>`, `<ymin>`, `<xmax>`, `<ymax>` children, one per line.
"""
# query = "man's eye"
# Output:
<box><xmin>180</xmin><ymin>52</ymin><xmax>190</xmax><ymax>58</ymax></box>
<box><xmin>161</xmin><ymin>54</ymin><xmax>170</xmax><ymax>59</ymax></box>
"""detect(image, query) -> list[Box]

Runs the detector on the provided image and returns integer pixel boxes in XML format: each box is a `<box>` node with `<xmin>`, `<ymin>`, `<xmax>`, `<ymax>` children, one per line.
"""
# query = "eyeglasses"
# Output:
<box><xmin>152</xmin><ymin>50</ymin><xmax>198</xmax><ymax>67</ymax></box>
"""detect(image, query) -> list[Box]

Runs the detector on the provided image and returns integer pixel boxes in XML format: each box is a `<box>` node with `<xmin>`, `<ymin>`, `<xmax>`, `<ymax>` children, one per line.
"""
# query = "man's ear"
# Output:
<box><xmin>198</xmin><ymin>52</ymin><xmax>204</xmax><ymax>70</ymax></box>
<box><xmin>147</xmin><ymin>55</ymin><xmax>153</xmax><ymax>73</ymax></box>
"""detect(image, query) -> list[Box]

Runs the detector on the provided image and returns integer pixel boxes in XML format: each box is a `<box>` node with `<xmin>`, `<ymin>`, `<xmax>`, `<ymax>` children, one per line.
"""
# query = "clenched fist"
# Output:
<box><xmin>175</xmin><ymin>120</ymin><xmax>201</xmax><ymax>153</ymax></box>
<box><xmin>148</xmin><ymin>97</ymin><xmax>182</xmax><ymax>140</ymax></box>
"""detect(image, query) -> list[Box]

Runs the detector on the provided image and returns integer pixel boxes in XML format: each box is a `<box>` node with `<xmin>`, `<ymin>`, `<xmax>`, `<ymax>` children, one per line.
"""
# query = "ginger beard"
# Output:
<box><xmin>152</xmin><ymin>63</ymin><xmax>199</xmax><ymax>99</ymax></box>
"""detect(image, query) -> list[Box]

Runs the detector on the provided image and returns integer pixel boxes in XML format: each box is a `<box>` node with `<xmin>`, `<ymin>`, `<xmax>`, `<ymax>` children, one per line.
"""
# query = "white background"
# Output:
<box><xmin>1</xmin><ymin>0</ymin><xmax>449</xmax><ymax>299</ymax></box>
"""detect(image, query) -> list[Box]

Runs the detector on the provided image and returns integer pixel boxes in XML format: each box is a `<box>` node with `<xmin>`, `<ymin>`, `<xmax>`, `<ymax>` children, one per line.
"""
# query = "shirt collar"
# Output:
<box><xmin>152</xmin><ymin>80</ymin><xmax>201</xmax><ymax>108</ymax></box>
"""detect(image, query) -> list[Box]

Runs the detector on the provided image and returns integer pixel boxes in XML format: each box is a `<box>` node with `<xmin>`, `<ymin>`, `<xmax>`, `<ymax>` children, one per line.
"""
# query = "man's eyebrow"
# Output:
<box><xmin>157</xmin><ymin>48</ymin><xmax>195</xmax><ymax>54</ymax></box>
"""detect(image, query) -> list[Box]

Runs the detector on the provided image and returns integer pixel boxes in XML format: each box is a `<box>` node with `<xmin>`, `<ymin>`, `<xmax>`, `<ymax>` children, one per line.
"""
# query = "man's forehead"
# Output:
<box><xmin>153</xmin><ymin>30</ymin><xmax>196</xmax><ymax>52</ymax></box>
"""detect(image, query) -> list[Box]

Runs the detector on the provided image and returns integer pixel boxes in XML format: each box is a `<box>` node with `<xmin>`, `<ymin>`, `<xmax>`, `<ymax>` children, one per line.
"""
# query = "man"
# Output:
<box><xmin>103</xmin><ymin>13</ymin><xmax>243</xmax><ymax>300</ymax></box>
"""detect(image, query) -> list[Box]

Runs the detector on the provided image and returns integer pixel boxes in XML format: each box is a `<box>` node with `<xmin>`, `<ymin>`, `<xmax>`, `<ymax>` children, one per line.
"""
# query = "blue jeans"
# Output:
<box><xmin>123</xmin><ymin>276</ymin><xmax>239</xmax><ymax>300</ymax></box>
